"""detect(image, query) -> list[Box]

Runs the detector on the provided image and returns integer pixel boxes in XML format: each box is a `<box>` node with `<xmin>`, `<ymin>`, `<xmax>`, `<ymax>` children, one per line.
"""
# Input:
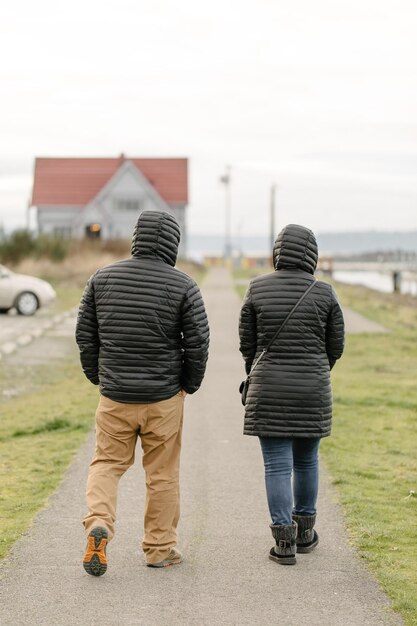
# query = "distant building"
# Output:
<box><xmin>30</xmin><ymin>155</ymin><xmax>188</xmax><ymax>257</ymax></box>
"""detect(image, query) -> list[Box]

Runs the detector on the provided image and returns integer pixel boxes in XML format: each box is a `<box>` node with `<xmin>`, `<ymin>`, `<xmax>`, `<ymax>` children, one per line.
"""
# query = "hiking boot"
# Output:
<box><xmin>83</xmin><ymin>527</ymin><xmax>108</xmax><ymax>576</ymax></box>
<box><xmin>269</xmin><ymin>521</ymin><xmax>297</xmax><ymax>565</ymax></box>
<box><xmin>147</xmin><ymin>548</ymin><xmax>183</xmax><ymax>568</ymax></box>
<box><xmin>293</xmin><ymin>513</ymin><xmax>319</xmax><ymax>553</ymax></box>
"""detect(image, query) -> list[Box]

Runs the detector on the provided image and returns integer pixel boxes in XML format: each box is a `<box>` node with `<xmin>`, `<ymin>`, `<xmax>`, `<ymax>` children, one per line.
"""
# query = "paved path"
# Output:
<box><xmin>343</xmin><ymin>307</ymin><xmax>388</xmax><ymax>334</ymax></box>
<box><xmin>0</xmin><ymin>268</ymin><xmax>401</xmax><ymax>626</ymax></box>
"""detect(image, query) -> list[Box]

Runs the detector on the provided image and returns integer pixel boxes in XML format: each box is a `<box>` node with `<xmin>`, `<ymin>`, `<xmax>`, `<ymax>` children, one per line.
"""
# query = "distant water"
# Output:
<box><xmin>333</xmin><ymin>270</ymin><xmax>417</xmax><ymax>296</ymax></box>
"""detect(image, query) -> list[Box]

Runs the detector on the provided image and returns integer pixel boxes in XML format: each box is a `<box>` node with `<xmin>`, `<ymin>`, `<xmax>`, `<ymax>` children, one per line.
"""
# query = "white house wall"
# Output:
<box><xmin>37</xmin><ymin>206</ymin><xmax>81</xmax><ymax>235</ymax></box>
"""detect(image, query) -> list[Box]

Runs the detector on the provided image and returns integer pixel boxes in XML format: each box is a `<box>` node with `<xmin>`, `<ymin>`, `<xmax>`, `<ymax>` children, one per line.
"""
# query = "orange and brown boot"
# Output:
<box><xmin>83</xmin><ymin>527</ymin><xmax>108</xmax><ymax>576</ymax></box>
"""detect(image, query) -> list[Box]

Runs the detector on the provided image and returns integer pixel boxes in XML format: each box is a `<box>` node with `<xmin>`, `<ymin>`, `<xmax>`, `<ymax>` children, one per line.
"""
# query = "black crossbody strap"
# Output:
<box><xmin>248</xmin><ymin>279</ymin><xmax>317</xmax><ymax>376</ymax></box>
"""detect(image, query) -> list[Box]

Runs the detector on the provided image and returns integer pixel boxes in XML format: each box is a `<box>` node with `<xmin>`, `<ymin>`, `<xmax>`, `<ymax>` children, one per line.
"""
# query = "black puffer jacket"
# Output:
<box><xmin>239</xmin><ymin>224</ymin><xmax>344</xmax><ymax>438</ymax></box>
<box><xmin>76</xmin><ymin>210</ymin><xmax>209</xmax><ymax>403</ymax></box>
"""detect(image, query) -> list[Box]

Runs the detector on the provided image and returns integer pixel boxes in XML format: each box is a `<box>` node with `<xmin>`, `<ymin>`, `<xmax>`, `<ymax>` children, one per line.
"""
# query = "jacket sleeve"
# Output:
<box><xmin>239</xmin><ymin>284</ymin><xmax>257</xmax><ymax>375</ymax></box>
<box><xmin>180</xmin><ymin>279</ymin><xmax>210</xmax><ymax>394</ymax></box>
<box><xmin>75</xmin><ymin>273</ymin><xmax>100</xmax><ymax>385</ymax></box>
<box><xmin>325</xmin><ymin>286</ymin><xmax>345</xmax><ymax>370</ymax></box>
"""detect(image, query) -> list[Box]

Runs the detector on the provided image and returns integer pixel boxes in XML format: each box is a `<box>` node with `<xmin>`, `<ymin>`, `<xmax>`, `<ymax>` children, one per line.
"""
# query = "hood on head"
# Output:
<box><xmin>273</xmin><ymin>224</ymin><xmax>318</xmax><ymax>274</ymax></box>
<box><xmin>131</xmin><ymin>210</ymin><xmax>181</xmax><ymax>266</ymax></box>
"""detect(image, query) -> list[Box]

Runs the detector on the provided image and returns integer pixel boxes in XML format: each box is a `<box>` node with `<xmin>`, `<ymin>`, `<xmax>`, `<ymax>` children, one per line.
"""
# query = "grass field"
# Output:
<box><xmin>0</xmin><ymin>256</ymin><xmax>95</xmax><ymax>561</ymax></box>
<box><xmin>236</xmin><ymin>272</ymin><xmax>417</xmax><ymax>625</ymax></box>
<box><xmin>323</xmin><ymin>282</ymin><xmax>417</xmax><ymax>625</ymax></box>
<box><xmin>0</xmin><ymin>361</ymin><xmax>98</xmax><ymax>559</ymax></box>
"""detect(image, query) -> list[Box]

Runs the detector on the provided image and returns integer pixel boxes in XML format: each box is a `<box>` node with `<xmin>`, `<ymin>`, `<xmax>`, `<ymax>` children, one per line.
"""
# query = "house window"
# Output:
<box><xmin>114</xmin><ymin>198</ymin><xmax>141</xmax><ymax>212</ymax></box>
<box><xmin>85</xmin><ymin>223</ymin><xmax>102</xmax><ymax>239</ymax></box>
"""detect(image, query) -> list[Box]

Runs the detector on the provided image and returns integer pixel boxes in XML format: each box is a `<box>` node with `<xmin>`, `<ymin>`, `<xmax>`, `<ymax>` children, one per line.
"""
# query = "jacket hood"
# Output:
<box><xmin>131</xmin><ymin>210</ymin><xmax>181</xmax><ymax>266</ymax></box>
<box><xmin>273</xmin><ymin>224</ymin><xmax>318</xmax><ymax>274</ymax></box>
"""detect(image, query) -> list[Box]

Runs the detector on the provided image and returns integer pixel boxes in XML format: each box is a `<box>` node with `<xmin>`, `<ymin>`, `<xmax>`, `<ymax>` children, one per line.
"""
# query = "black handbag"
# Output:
<box><xmin>239</xmin><ymin>279</ymin><xmax>317</xmax><ymax>406</ymax></box>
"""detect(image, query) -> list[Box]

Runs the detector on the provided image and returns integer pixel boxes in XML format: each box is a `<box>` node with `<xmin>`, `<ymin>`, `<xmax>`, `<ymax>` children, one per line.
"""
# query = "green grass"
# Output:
<box><xmin>0</xmin><ymin>362</ymin><xmax>98</xmax><ymax>559</ymax></box>
<box><xmin>51</xmin><ymin>284</ymin><xmax>84</xmax><ymax>312</ymax></box>
<box><xmin>322</xmin><ymin>284</ymin><xmax>417</xmax><ymax>626</ymax></box>
<box><xmin>234</xmin><ymin>270</ymin><xmax>417</xmax><ymax>625</ymax></box>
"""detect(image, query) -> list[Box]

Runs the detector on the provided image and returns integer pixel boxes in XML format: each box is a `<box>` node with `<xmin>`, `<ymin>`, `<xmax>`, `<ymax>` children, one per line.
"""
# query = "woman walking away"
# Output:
<box><xmin>239</xmin><ymin>224</ymin><xmax>345</xmax><ymax>565</ymax></box>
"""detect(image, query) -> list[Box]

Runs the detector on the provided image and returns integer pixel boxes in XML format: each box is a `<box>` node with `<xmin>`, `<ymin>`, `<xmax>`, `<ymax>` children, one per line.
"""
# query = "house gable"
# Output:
<box><xmin>90</xmin><ymin>160</ymin><xmax>171</xmax><ymax>212</ymax></box>
<box><xmin>73</xmin><ymin>160</ymin><xmax>174</xmax><ymax>239</ymax></box>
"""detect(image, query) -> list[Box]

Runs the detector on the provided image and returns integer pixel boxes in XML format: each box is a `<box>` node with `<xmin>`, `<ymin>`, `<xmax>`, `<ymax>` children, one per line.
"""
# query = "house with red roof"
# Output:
<box><xmin>30</xmin><ymin>155</ymin><xmax>188</xmax><ymax>257</ymax></box>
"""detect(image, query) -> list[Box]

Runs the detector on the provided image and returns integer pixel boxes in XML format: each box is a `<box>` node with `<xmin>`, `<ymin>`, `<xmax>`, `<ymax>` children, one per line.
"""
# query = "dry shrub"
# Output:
<box><xmin>67</xmin><ymin>238</ymin><xmax>131</xmax><ymax>258</ymax></box>
<box><xmin>12</xmin><ymin>239</ymin><xmax>130</xmax><ymax>286</ymax></box>
<box><xmin>12</xmin><ymin>238</ymin><xmax>202</xmax><ymax>287</ymax></box>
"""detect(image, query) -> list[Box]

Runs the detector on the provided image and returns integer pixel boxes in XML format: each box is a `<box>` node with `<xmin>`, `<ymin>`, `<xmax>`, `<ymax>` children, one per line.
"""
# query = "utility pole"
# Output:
<box><xmin>270</xmin><ymin>184</ymin><xmax>277</xmax><ymax>253</ymax></box>
<box><xmin>220</xmin><ymin>165</ymin><xmax>232</xmax><ymax>260</ymax></box>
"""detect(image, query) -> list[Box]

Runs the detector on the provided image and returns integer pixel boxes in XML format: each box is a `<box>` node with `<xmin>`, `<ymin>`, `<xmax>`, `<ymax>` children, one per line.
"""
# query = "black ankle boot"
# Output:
<box><xmin>293</xmin><ymin>514</ymin><xmax>319</xmax><ymax>553</ymax></box>
<box><xmin>269</xmin><ymin>521</ymin><xmax>297</xmax><ymax>565</ymax></box>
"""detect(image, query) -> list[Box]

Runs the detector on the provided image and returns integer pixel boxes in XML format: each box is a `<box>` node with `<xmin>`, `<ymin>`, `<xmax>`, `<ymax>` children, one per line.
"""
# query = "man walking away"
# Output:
<box><xmin>76</xmin><ymin>210</ymin><xmax>209</xmax><ymax>575</ymax></box>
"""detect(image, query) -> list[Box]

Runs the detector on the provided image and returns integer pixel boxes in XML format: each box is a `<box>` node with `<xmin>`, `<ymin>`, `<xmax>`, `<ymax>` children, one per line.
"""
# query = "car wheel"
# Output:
<box><xmin>15</xmin><ymin>291</ymin><xmax>39</xmax><ymax>316</ymax></box>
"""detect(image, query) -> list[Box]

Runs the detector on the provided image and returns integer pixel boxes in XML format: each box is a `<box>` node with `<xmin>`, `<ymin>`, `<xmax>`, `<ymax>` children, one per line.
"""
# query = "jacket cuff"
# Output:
<box><xmin>180</xmin><ymin>378</ymin><xmax>198</xmax><ymax>394</ymax></box>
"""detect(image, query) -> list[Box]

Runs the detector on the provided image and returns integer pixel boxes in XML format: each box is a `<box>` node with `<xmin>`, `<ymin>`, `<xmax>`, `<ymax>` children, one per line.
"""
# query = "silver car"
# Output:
<box><xmin>0</xmin><ymin>264</ymin><xmax>56</xmax><ymax>315</ymax></box>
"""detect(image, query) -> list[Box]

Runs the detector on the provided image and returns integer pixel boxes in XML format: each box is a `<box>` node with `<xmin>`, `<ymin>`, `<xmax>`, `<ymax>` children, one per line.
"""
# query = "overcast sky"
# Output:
<box><xmin>0</xmin><ymin>0</ymin><xmax>416</xmax><ymax>236</ymax></box>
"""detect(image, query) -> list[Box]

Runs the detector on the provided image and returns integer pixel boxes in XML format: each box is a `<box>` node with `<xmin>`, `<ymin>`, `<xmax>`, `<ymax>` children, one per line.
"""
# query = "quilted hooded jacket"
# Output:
<box><xmin>239</xmin><ymin>224</ymin><xmax>344</xmax><ymax>438</ymax></box>
<box><xmin>76</xmin><ymin>210</ymin><xmax>209</xmax><ymax>403</ymax></box>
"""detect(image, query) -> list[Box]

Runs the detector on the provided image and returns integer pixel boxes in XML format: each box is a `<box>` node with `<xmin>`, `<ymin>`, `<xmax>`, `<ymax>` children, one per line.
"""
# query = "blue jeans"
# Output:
<box><xmin>259</xmin><ymin>437</ymin><xmax>320</xmax><ymax>526</ymax></box>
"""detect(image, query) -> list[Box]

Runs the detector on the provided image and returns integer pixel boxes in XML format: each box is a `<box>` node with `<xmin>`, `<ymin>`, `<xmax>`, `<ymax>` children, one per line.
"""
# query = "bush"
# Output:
<box><xmin>0</xmin><ymin>229</ymin><xmax>69</xmax><ymax>265</ymax></box>
<box><xmin>34</xmin><ymin>234</ymin><xmax>69</xmax><ymax>262</ymax></box>
<box><xmin>0</xmin><ymin>229</ymin><xmax>36</xmax><ymax>264</ymax></box>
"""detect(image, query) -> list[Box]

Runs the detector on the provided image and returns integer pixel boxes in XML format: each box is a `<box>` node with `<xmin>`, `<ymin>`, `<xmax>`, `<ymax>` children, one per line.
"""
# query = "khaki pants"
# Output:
<box><xmin>83</xmin><ymin>392</ymin><xmax>184</xmax><ymax>564</ymax></box>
